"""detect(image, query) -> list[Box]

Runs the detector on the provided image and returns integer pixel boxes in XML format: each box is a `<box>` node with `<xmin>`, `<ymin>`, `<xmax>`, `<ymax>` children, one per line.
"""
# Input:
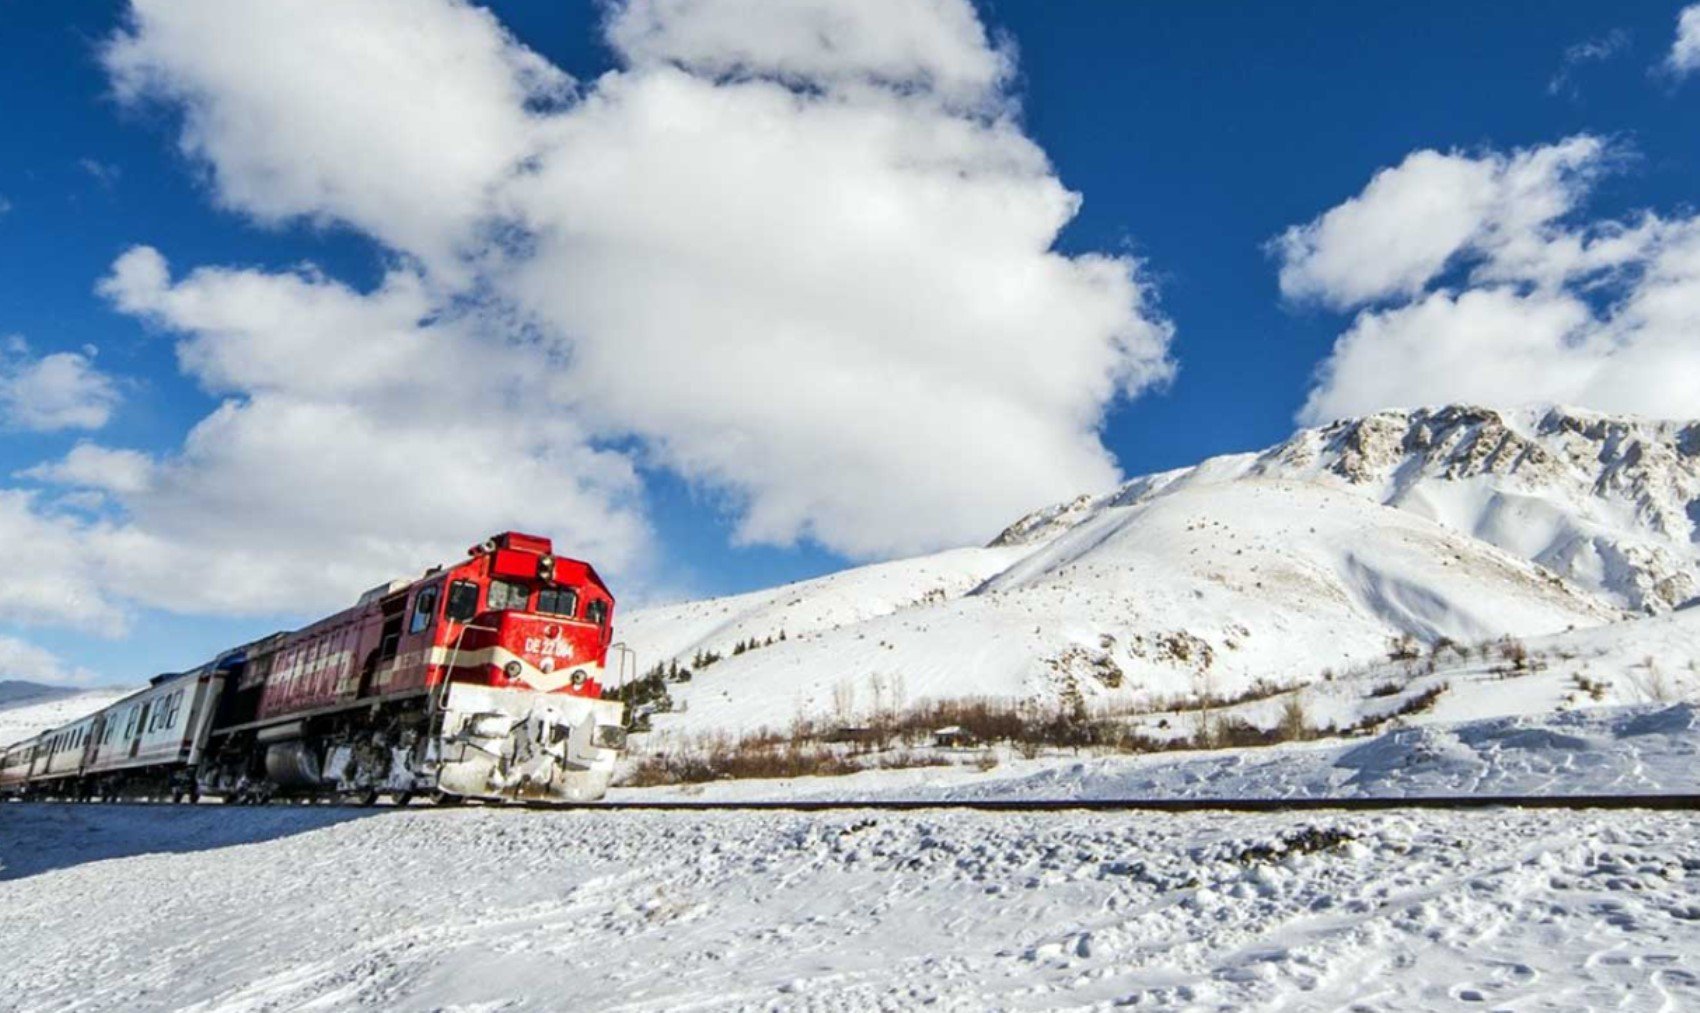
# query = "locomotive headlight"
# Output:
<box><xmin>503</xmin><ymin>660</ymin><xmax>524</xmax><ymax>680</ymax></box>
<box><xmin>570</xmin><ymin>669</ymin><xmax>588</xmax><ymax>689</ymax></box>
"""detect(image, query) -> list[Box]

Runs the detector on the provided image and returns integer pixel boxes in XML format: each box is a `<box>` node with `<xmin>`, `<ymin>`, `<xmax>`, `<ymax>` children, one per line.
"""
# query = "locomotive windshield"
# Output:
<box><xmin>488</xmin><ymin>579</ymin><xmax>529</xmax><ymax>611</ymax></box>
<box><xmin>445</xmin><ymin>579</ymin><xmax>479</xmax><ymax>622</ymax></box>
<box><xmin>537</xmin><ymin>586</ymin><xmax>578</xmax><ymax>618</ymax></box>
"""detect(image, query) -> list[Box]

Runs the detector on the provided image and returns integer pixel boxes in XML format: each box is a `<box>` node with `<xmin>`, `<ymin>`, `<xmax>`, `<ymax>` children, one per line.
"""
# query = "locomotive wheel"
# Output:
<box><xmin>430</xmin><ymin>790</ymin><xmax>462</xmax><ymax>807</ymax></box>
<box><xmin>393</xmin><ymin>791</ymin><xmax>414</xmax><ymax>807</ymax></box>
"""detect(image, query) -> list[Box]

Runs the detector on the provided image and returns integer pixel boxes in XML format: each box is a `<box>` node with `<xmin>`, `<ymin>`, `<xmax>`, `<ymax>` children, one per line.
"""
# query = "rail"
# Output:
<box><xmin>8</xmin><ymin>793</ymin><xmax>1700</xmax><ymax>813</ymax></box>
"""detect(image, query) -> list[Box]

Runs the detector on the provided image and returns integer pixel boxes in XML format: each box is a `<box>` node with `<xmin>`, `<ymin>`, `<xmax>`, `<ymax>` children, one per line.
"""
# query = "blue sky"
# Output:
<box><xmin>3</xmin><ymin>0</ymin><xmax>1700</xmax><ymax>685</ymax></box>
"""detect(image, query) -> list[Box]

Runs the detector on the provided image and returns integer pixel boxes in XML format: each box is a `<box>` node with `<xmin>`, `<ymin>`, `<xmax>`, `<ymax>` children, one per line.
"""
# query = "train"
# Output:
<box><xmin>0</xmin><ymin>532</ymin><xmax>632</xmax><ymax>805</ymax></box>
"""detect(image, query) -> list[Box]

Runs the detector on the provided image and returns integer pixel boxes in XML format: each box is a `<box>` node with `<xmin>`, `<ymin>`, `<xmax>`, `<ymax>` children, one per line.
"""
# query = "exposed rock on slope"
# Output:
<box><xmin>1002</xmin><ymin>405</ymin><xmax>1700</xmax><ymax>612</ymax></box>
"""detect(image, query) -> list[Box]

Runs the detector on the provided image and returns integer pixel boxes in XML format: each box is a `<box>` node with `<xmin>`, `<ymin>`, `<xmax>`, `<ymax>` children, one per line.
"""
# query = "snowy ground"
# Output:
<box><xmin>3</xmin><ymin>803</ymin><xmax>1698</xmax><ymax>1011</ymax></box>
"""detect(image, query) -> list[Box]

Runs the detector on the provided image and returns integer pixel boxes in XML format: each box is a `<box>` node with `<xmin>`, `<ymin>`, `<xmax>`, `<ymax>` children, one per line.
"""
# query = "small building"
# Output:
<box><xmin>931</xmin><ymin>725</ymin><xmax>976</xmax><ymax>748</ymax></box>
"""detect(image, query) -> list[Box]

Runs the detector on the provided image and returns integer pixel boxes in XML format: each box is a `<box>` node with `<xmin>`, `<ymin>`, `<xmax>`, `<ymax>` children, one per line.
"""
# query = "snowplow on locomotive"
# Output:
<box><xmin>0</xmin><ymin>532</ymin><xmax>631</xmax><ymax>805</ymax></box>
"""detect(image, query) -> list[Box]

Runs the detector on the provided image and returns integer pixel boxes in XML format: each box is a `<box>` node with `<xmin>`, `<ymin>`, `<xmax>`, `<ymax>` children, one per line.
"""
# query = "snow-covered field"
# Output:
<box><xmin>605</xmin><ymin>702</ymin><xmax>1700</xmax><ymax>805</ymax></box>
<box><xmin>3</xmin><ymin>803</ymin><xmax>1698</xmax><ymax>1011</ymax></box>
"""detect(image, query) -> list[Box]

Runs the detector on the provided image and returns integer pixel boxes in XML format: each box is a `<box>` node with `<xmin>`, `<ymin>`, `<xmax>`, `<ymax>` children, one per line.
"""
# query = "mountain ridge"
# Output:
<box><xmin>996</xmin><ymin>405</ymin><xmax>1700</xmax><ymax>612</ymax></box>
<box><xmin>621</xmin><ymin>404</ymin><xmax>1698</xmax><ymax>737</ymax></box>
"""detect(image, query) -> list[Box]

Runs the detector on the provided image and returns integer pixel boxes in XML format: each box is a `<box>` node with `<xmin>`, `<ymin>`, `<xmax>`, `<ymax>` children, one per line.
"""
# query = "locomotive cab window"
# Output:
<box><xmin>409</xmin><ymin>584</ymin><xmax>440</xmax><ymax>634</ymax></box>
<box><xmin>488</xmin><ymin>579</ymin><xmax>529</xmax><ymax>612</ymax></box>
<box><xmin>445</xmin><ymin>580</ymin><xmax>480</xmax><ymax>623</ymax></box>
<box><xmin>537</xmin><ymin>586</ymin><xmax>578</xmax><ymax>618</ymax></box>
<box><xmin>585</xmin><ymin>599</ymin><xmax>609</xmax><ymax>627</ymax></box>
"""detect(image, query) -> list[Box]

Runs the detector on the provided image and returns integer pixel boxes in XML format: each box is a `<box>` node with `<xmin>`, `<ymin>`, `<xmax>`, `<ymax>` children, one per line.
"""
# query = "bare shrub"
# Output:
<box><xmin>831</xmin><ymin>679</ymin><xmax>856</xmax><ymax>723</ymax></box>
<box><xmin>1572</xmin><ymin>671</ymin><xmax>1609</xmax><ymax>702</ymax></box>
<box><xmin>1337</xmin><ymin>684</ymin><xmax>1448</xmax><ymax>735</ymax></box>
<box><xmin>621</xmin><ymin>668</ymin><xmax>1459</xmax><ymax>786</ymax></box>
<box><xmin>619</xmin><ymin>738</ymin><xmax>948</xmax><ymax>787</ymax></box>
<box><xmin>1387</xmin><ymin>633</ymin><xmax>1421</xmax><ymax>661</ymax></box>
<box><xmin>1495</xmin><ymin>637</ymin><xmax>1530</xmax><ymax>670</ymax></box>
<box><xmin>1278</xmin><ymin>694</ymin><xmax>1313</xmax><ymax>741</ymax></box>
<box><xmin>1629</xmin><ymin>659</ymin><xmax>1675</xmax><ymax>704</ymax></box>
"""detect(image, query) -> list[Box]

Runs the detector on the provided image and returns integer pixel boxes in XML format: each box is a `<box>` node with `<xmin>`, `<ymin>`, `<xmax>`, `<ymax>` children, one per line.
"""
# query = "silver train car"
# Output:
<box><xmin>0</xmin><ymin>668</ymin><xmax>223</xmax><ymax>801</ymax></box>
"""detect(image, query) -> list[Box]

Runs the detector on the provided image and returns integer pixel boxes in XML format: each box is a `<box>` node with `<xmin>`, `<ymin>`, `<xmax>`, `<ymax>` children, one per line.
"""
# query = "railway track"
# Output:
<box><xmin>9</xmin><ymin>793</ymin><xmax>1700</xmax><ymax>813</ymax></box>
<box><xmin>593</xmin><ymin>794</ymin><xmax>1700</xmax><ymax>813</ymax></box>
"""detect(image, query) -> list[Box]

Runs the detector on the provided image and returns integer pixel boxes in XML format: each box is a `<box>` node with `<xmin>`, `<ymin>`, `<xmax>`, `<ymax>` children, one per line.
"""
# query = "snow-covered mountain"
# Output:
<box><xmin>0</xmin><ymin>683</ymin><xmax>134</xmax><ymax>747</ymax></box>
<box><xmin>1003</xmin><ymin>405</ymin><xmax>1700</xmax><ymax>613</ymax></box>
<box><xmin>623</xmin><ymin>405</ymin><xmax>1699</xmax><ymax>738</ymax></box>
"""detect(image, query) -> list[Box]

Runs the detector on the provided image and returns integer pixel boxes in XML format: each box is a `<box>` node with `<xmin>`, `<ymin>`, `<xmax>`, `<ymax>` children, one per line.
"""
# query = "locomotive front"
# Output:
<box><xmin>429</xmin><ymin>534</ymin><xmax>630</xmax><ymax>802</ymax></box>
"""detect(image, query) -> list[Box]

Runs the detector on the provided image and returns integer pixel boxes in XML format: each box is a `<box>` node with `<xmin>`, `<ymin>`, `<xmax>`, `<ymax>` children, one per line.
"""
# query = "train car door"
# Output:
<box><xmin>362</xmin><ymin>589</ymin><xmax>410</xmax><ymax>697</ymax></box>
<box><xmin>129</xmin><ymin>701</ymin><xmax>150</xmax><ymax>759</ymax></box>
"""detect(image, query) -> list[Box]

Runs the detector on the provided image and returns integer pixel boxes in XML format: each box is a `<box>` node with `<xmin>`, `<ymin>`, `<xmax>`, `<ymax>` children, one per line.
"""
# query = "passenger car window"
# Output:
<box><xmin>409</xmin><ymin>584</ymin><xmax>441</xmax><ymax>634</ymax></box>
<box><xmin>445</xmin><ymin>580</ymin><xmax>480</xmax><ymax>622</ymax></box>
<box><xmin>488</xmin><ymin>579</ymin><xmax>529</xmax><ymax>611</ymax></box>
<box><xmin>537</xmin><ymin>586</ymin><xmax>578</xmax><ymax>618</ymax></box>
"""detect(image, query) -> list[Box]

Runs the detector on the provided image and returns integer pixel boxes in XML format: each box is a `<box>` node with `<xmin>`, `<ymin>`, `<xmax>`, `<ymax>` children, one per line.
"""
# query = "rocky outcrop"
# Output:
<box><xmin>996</xmin><ymin>405</ymin><xmax>1700</xmax><ymax>612</ymax></box>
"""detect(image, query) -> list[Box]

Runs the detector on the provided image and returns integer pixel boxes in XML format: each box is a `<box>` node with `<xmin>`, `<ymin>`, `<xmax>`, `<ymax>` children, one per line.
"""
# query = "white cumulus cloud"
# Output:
<box><xmin>1277</xmin><ymin>136</ymin><xmax>1700</xmax><ymax>424</ymax></box>
<box><xmin>0</xmin><ymin>491</ymin><xmax>126</xmax><ymax>632</ymax></box>
<box><xmin>606</xmin><ymin>0</ymin><xmax>1012</xmax><ymax>110</ymax></box>
<box><xmin>1668</xmin><ymin>4</ymin><xmax>1700</xmax><ymax>76</ymax></box>
<box><xmin>0</xmin><ymin>338</ymin><xmax>121</xmax><ymax>431</ymax></box>
<box><xmin>84</xmin><ymin>0</ymin><xmax>1173</xmax><ymax>571</ymax></box>
<box><xmin>0</xmin><ymin>634</ymin><xmax>98</xmax><ymax>687</ymax></box>
<box><xmin>20</xmin><ymin>443</ymin><xmax>156</xmax><ymax>495</ymax></box>
<box><xmin>1273</xmin><ymin>137</ymin><xmax>1606</xmax><ymax>308</ymax></box>
<box><xmin>104</xmin><ymin>0</ymin><xmax>568</xmax><ymax>278</ymax></box>
<box><xmin>50</xmin><ymin>246</ymin><xmax>649</xmax><ymax>618</ymax></box>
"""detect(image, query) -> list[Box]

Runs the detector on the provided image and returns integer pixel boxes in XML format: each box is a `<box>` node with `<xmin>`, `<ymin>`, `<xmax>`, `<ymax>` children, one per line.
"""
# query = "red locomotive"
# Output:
<box><xmin>0</xmin><ymin>532</ymin><xmax>631</xmax><ymax>805</ymax></box>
